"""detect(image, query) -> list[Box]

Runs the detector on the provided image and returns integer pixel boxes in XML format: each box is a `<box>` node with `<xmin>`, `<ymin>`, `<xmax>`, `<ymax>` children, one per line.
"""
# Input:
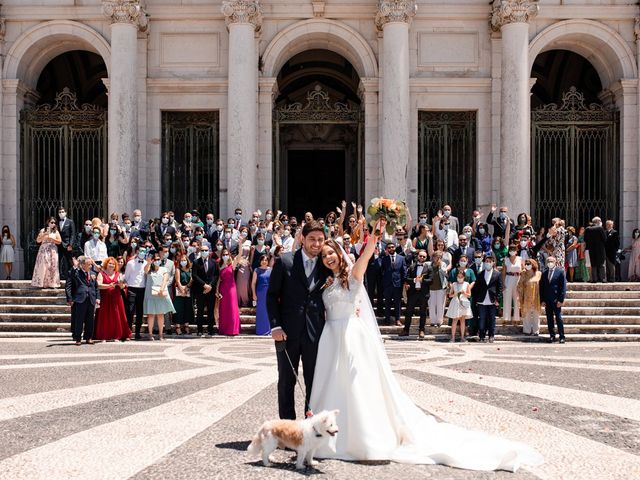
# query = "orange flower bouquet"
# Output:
<box><xmin>367</xmin><ymin>197</ymin><xmax>408</xmax><ymax>235</ymax></box>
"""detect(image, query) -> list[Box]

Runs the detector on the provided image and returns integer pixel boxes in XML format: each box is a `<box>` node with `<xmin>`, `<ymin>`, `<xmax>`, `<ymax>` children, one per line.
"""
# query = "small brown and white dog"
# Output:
<box><xmin>247</xmin><ymin>410</ymin><xmax>340</xmax><ymax>470</ymax></box>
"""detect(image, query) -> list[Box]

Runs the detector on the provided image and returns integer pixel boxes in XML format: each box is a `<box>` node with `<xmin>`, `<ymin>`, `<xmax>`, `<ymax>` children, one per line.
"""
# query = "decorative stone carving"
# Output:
<box><xmin>221</xmin><ymin>0</ymin><xmax>262</xmax><ymax>31</ymax></box>
<box><xmin>274</xmin><ymin>85</ymin><xmax>361</xmax><ymax>123</ymax></box>
<box><xmin>490</xmin><ymin>0</ymin><xmax>539</xmax><ymax>32</ymax></box>
<box><xmin>375</xmin><ymin>0</ymin><xmax>417</xmax><ymax>31</ymax></box>
<box><xmin>102</xmin><ymin>0</ymin><xmax>148</xmax><ymax>31</ymax></box>
<box><xmin>634</xmin><ymin>17</ymin><xmax>640</xmax><ymax>43</ymax></box>
<box><xmin>0</xmin><ymin>4</ymin><xmax>5</xmax><ymax>43</ymax></box>
<box><xmin>312</xmin><ymin>1</ymin><xmax>326</xmax><ymax>18</ymax></box>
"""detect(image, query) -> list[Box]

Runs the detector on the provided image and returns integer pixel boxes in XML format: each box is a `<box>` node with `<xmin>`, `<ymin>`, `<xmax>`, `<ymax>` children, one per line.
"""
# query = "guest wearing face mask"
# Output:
<box><xmin>235</xmin><ymin>234</ymin><xmax>253</xmax><ymax>308</ymax></box>
<box><xmin>584</xmin><ymin>217</ymin><xmax>607</xmax><ymax>283</ymax></box>
<box><xmin>626</xmin><ymin>228</ymin><xmax>640</xmax><ymax>281</ymax></box>
<box><xmin>441</xmin><ymin>205</ymin><xmax>460</xmax><ymax>233</ymax></box>
<box><xmin>539</xmin><ymin>256</ymin><xmax>566</xmax><ymax>343</ymax></box>
<box><xmin>252</xmin><ymin>254</ymin><xmax>272</xmax><ymax>336</ymax></box>
<box><xmin>462</xmin><ymin>226</ymin><xmax>482</xmax><ymax>252</ymax></box>
<box><xmin>156</xmin><ymin>212</ymin><xmax>176</xmax><ymax>241</ymax></box>
<box><xmin>220</xmin><ymin>226</ymin><xmax>239</xmax><ymax>255</ymax></box>
<box><xmin>173</xmin><ymin>252</ymin><xmax>194</xmax><ymax>335</ymax></box>
<box><xmin>400</xmin><ymin>249</ymin><xmax>433</xmax><ymax>339</ymax></box>
<box><xmin>193</xmin><ymin>226</ymin><xmax>211</xmax><ymax>251</ymax></box>
<box><xmin>105</xmin><ymin>224</ymin><xmax>123</xmax><ymax>258</ymax></box>
<box><xmin>249</xmin><ymin>233</ymin><xmax>270</xmax><ymax>270</ymax></box>
<box><xmin>471</xmin><ymin>256</ymin><xmax>502</xmax><ymax>343</ymax></box>
<box><xmin>143</xmin><ymin>251</ymin><xmax>175</xmax><ymax>341</ymax></box>
<box><xmin>412</xmin><ymin>224</ymin><xmax>434</xmax><ymax>259</ymax></box>
<box><xmin>76</xmin><ymin>220</ymin><xmax>94</xmax><ymax>258</ymax></box>
<box><xmin>517</xmin><ymin>235</ymin><xmax>532</xmax><ymax>261</ymax></box>
<box><xmin>448</xmin><ymin>255</ymin><xmax>476</xmax><ymax>285</ymax></box>
<box><xmin>279</xmin><ymin>225</ymin><xmax>295</xmax><ymax>253</ymax></box>
<box><xmin>123</xmin><ymin>245</ymin><xmax>149</xmax><ymax>339</ymax></box>
<box><xmin>513</xmin><ymin>213</ymin><xmax>534</xmax><ymax>239</ymax></box>
<box><xmin>468</xmin><ymin>252</ymin><xmax>485</xmax><ymax>337</ymax></box>
<box><xmin>56</xmin><ymin>207</ymin><xmax>76</xmax><ymax>280</ymax></box>
<box><xmin>217</xmin><ymin>248</ymin><xmax>241</xmax><ymax>336</ymax></box>
<box><xmin>32</xmin><ymin>217</ymin><xmax>62</xmax><ymax>288</ymax></box>
<box><xmin>502</xmin><ymin>243</ymin><xmax>522</xmax><ymax>325</ymax></box>
<box><xmin>94</xmin><ymin>257</ymin><xmax>131</xmax><ymax>342</ymax></box>
<box><xmin>434</xmin><ymin>216</ymin><xmax>458</xmax><ymax>251</ymax></box>
<box><xmin>517</xmin><ymin>259</ymin><xmax>542</xmax><ymax>336</ymax></box>
<box><xmin>0</xmin><ymin>225</ymin><xmax>16</xmax><ymax>280</ymax></box>
<box><xmin>452</xmin><ymin>234</ymin><xmax>475</xmax><ymax>268</ymax></box>
<box><xmin>84</xmin><ymin>227</ymin><xmax>108</xmax><ymax>270</ymax></box>
<box><xmin>446</xmin><ymin>270</ymin><xmax>473</xmax><ymax>342</ymax></box>
<box><xmin>130</xmin><ymin>209</ymin><xmax>149</xmax><ymax>240</ymax></box>
<box><xmin>474</xmin><ymin>222</ymin><xmax>492</xmax><ymax>255</ymax></box>
<box><xmin>565</xmin><ymin>227</ymin><xmax>579</xmax><ymax>282</ymax></box>
<box><xmin>428</xmin><ymin>251</ymin><xmax>449</xmax><ymax>328</ymax></box>
<box><xmin>204</xmin><ymin>214</ymin><xmax>217</xmax><ymax>245</ymax></box>
<box><xmin>233</xmin><ymin>208</ymin><xmax>245</xmax><ymax>230</ymax></box>
<box><xmin>159</xmin><ymin>245</ymin><xmax>176</xmax><ymax>332</ymax></box>
<box><xmin>192</xmin><ymin>245</ymin><xmax>220</xmax><ymax>336</ymax></box>
<box><xmin>486</xmin><ymin>204</ymin><xmax>514</xmax><ymax>239</ymax></box>
<box><xmin>381</xmin><ymin>242</ymin><xmax>406</xmax><ymax>326</ymax></box>
<box><xmin>212</xmin><ymin>240</ymin><xmax>225</xmax><ymax>264</ymax></box>
<box><xmin>179</xmin><ymin>212</ymin><xmax>194</xmax><ymax>238</ymax></box>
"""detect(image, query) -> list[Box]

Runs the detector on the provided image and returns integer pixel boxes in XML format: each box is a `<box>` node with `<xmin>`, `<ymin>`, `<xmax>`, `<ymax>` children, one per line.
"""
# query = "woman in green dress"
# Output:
<box><xmin>143</xmin><ymin>250</ymin><xmax>175</xmax><ymax>340</ymax></box>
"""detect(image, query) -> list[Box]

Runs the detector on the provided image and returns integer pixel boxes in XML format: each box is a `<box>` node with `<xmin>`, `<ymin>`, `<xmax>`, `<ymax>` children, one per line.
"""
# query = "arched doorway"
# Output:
<box><xmin>20</xmin><ymin>50</ymin><xmax>108</xmax><ymax>275</ymax></box>
<box><xmin>273</xmin><ymin>50</ymin><xmax>363</xmax><ymax>219</ymax></box>
<box><xmin>530</xmin><ymin>50</ymin><xmax>619</xmax><ymax>229</ymax></box>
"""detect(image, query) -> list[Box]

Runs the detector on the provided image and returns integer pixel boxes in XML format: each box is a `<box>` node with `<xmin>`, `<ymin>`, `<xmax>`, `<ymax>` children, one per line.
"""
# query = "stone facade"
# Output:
<box><xmin>0</xmin><ymin>0</ymin><xmax>638</xmax><ymax>278</ymax></box>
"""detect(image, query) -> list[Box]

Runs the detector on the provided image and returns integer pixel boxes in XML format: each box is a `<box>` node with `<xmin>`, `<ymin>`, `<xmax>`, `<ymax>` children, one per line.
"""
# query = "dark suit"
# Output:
<box><xmin>266</xmin><ymin>250</ymin><xmax>328</xmax><ymax>420</ymax></box>
<box><xmin>380</xmin><ymin>254</ymin><xmax>406</xmax><ymax>324</ymax></box>
<box><xmin>472</xmin><ymin>269</ymin><xmax>503</xmax><ymax>340</ymax></box>
<box><xmin>65</xmin><ymin>267</ymin><xmax>99</xmax><ymax>341</ymax></box>
<box><xmin>58</xmin><ymin>218</ymin><xmax>76</xmax><ymax>279</ymax></box>
<box><xmin>486</xmin><ymin>211</ymin><xmax>513</xmax><ymax>239</ymax></box>
<box><xmin>404</xmin><ymin>262</ymin><xmax>433</xmax><ymax>333</ymax></box>
<box><xmin>155</xmin><ymin>224</ymin><xmax>176</xmax><ymax>241</ymax></box>
<box><xmin>540</xmin><ymin>267</ymin><xmax>567</xmax><ymax>340</ymax></box>
<box><xmin>584</xmin><ymin>225</ymin><xmax>607</xmax><ymax>282</ymax></box>
<box><xmin>191</xmin><ymin>257</ymin><xmax>220</xmax><ymax>335</ymax></box>
<box><xmin>365</xmin><ymin>255</ymin><xmax>384</xmax><ymax>317</ymax></box>
<box><xmin>605</xmin><ymin>229</ymin><xmax>620</xmax><ymax>282</ymax></box>
<box><xmin>452</xmin><ymin>245</ymin><xmax>476</xmax><ymax>269</ymax></box>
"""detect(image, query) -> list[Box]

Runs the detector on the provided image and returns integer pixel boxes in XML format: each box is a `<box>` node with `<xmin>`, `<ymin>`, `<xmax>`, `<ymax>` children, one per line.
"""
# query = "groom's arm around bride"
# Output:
<box><xmin>266</xmin><ymin>221</ymin><xmax>328</xmax><ymax>420</ymax></box>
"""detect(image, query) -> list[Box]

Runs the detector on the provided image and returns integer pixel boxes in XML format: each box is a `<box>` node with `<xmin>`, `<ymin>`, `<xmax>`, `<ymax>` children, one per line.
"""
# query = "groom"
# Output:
<box><xmin>267</xmin><ymin>220</ymin><xmax>329</xmax><ymax>420</ymax></box>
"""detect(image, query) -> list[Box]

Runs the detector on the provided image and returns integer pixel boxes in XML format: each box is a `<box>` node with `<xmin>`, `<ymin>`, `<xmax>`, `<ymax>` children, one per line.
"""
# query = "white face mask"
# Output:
<box><xmin>547</xmin><ymin>262</ymin><xmax>556</xmax><ymax>269</ymax></box>
<box><xmin>59</xmin><ymin>212</ymin><xmax>66</xmax><ymax>219</ymax></box>
<box><xmin>222</xmin><ymin>255</ymin><xmax>230</xmax><ymax>262</ymax></box>
<box><xmin>457</xmin><ymin>278</ymin><xmax>464</xmax><ymax>284</ymax></box>
<box><xmin>134</xmin><ymin>216</ymin><xmax>142</xmax><ymax>223</ymax></box>
<box><xmin>509</xmin><ymin>250</ymin><xmax>517</xmax><ymax>256</ymax></box>
<box><xmin>525</xmin><ymin>264</ymin><xmax>533</xmax><ymax>271</ymax></box>
<box><xmin>520</xmin><ymin>240</ymin><xmax>527</xmax><ymax>248</ymax></box>
<box><xmin>459</xmin><ymin>261</ymin><xmax>468</xmax><ymax>267</ymax></box>
<box><xmin>180</xmin><ymin>260</ymin><xmax>188</xmax><ymax>267</ymax></box>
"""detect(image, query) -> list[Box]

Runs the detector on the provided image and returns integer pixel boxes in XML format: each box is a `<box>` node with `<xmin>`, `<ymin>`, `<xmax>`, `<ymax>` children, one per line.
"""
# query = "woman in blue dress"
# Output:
<box><xmin>251</xmin><ymin>254</ymin><xmax>272</xmax><ymax>335</ymax></box>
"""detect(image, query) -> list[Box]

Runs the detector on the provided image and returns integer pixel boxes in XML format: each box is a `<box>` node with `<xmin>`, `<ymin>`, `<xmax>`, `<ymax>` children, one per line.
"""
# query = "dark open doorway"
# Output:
<box><xmin>287</xmin><ymin>149</ymin><xmax>345</xmax><ymax>219</ymax></box>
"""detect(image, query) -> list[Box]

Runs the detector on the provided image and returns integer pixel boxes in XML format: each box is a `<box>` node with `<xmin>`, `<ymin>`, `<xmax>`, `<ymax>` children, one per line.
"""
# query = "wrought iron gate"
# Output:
<box><xmin>418</xmin><ymin>111</ymin><xmax>476</xmax><ymax>223</ymax></box>
<box><xmin>162</xmin><ymin>111</ymin><xmax>220</xmax><ymax>218</ymax></box>
<box><xmin>531</xmin><ymin>87</ymin><xmax>619</xmax><ymax>228</ymax></box>
<box><xmin>20</xmin><ymin>88</ymin><xmax>107</xmax><ymax>276</ymax></box>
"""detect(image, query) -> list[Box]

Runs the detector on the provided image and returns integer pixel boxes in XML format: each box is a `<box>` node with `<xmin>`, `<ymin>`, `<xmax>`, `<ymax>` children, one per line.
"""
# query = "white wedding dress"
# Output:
<box><xmin>309</xmin><ymin>274</ymin><xmax>544</xmax><ymax>472</ymax></box>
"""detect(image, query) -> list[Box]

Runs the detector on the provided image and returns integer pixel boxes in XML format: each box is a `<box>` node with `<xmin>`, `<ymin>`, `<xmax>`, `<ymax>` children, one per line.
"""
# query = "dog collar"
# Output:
<box><xmin>312</xmin><ymin>426</ymin><xmax>323</xmax><ymax>438</ymax></box>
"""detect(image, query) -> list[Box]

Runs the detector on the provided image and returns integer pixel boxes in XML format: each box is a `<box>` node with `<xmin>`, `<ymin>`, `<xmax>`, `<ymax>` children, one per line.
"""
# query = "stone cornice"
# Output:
<box><xmin>490</xmin><ymin>0</ymin><xmax>539</xmax><ymax>32</ymax></box>
<box><xmin>221</xmin><ymin>0</ymin><xmax>262</xmax><ymax>32</ymax></box>
<box><xmin>375</xmin><ymin>0</ymin><xmax>417</xmax><ymax>31</ymax></box>
<box><xmin>102</xmin><ymin>0</ymin><xmax>148</xmax><ymax>32</ymax></box>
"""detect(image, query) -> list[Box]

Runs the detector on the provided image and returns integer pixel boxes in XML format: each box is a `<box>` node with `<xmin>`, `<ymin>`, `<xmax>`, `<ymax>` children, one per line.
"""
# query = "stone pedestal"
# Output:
<box><xmin>376</xmin><ymin>0</ymin><xmax>416</xmax><ymax>202</ymax></box>
<box><xmin>102</xmin><ymin>0</ymin><xmax>146</xmax><ymax>214</ymax></box>
<box><xmin>491</xmin><ymin>0</ymin><xmax>538</xmax><ymax>214</ymax></box>
<box><xmin>222</xmin><ymin>0</ymin><xmax>261</xmax><ymax>216</ymax></box>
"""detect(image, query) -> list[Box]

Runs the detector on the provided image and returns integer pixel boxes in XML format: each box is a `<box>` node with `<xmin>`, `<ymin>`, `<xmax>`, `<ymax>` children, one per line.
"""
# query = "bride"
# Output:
<box><xmin>309</xmin><ymin>219</ymin><xmax>543</xmax><ymax>472</ymax></box>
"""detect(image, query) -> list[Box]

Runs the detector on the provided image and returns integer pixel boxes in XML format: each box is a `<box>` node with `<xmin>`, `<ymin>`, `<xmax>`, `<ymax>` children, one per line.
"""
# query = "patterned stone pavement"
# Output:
<box><xmin>0</xmin><ymin>338</ymin><xmax>639</xmax><ymax>480</ymax></box>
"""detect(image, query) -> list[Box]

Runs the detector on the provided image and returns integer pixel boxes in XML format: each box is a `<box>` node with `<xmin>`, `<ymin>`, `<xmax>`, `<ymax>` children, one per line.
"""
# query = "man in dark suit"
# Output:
<box><xmin>267</xmin><ymin>221</ymin><xmax>328</xmax><ymax>420</ymax></box>
<box><xmin>401</xmin><ymin>249</ymin><xmax>433</xmax><ymax>339</ymax></box>
<box><xmin>155</xmin><ymin>211</ymin><xmax>177</xmax><ymax>241</ymax></box>
<box><xmin>604</xmin><ymin>220</ymin><xmax>620</xmax><ymax>283</ymax></box>
<box><xmin>191</xmin><ymin>244</ymin><xmax>220</xmax><ymax>336</ymax></box>
<box><xmin>468</xmin><ymin>252</ymin><xmax>485</xmax><ymax>336</ymax></box>
<box><xmin>222</xmin><ymin>227</ymin><xmax>239</xmax><ymax>256</ymax></box>
<box><xmin>584</xmin><ymin>217</ymin><xmax>607</xmax><ymax>283</ymax></box>
<box><xmin>365</xmin><ymin>243</ymin><xmax>384</xmax><ymax>317</ymax></box>
<box><xmin>471</xmin><ymin>255</ymin><xmax>502</xmax><ymax>343</ymax></box>
<box><xmin>380</xmin><ymin>242</ymin><xmax>406</xmax><ymax>326</ymax></box>
<box><xmin>452</xmin><ymin>233</ymin><xmax>476</xmax><ymax>268</ymax></box>
<box><xmin>486</xmin><ymin>204</ymin><xmax>514</xmax><ymax>239</ymax></box>
<box><xmin>540</xmin><ymin>256</ymin><xmax>567</xmax><ymax>343</ymax></box>
<box><xmin>65</xmin><ymin>256</ymin><xmax>100</xmax><ymax>345</ymax></box>
<box><xmin>57</xmin><ymin>206</ymin><xmax>76</xmax><ymax>279</ymax></box>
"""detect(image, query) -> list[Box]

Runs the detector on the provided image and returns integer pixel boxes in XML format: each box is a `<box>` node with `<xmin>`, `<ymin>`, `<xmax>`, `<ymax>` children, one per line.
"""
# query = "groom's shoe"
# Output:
<box><xmin>418</xmin><ymin>331</ymin><xmax>425</xmax><ymax>340</ymax></box>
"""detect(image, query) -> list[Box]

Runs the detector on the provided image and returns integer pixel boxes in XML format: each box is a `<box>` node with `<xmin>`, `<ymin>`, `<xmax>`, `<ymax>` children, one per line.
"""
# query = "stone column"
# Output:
<box><xmin>222</xmin><ymin>0</ymin><xmax>262</xmax><ymax>217</ymax></box>
<box><xmin>375</xmin><ymin>0</ymin><xmax>416</xmax><ymax>201</ymax></box>
<box><xmin>635</xmin><ymin>17</ymin><xmax>640</xmax><ymax>231</ymax></box>
<box><xmin>490</xmin><ymin>0</ymin><xmax>538</xmax><ymax>214</ymax></box>
<box><xmin>102</xmin><ymin>0</ymin><xmax>147</xmax><ymax>214</ymax></box>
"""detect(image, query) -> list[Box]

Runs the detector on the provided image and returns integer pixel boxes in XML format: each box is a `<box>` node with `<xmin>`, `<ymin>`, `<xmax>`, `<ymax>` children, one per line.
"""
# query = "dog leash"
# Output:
<box><xmin>275</xmin><ymin>340</ymin><xmax>314</xmax><ymax>417</ymax></box>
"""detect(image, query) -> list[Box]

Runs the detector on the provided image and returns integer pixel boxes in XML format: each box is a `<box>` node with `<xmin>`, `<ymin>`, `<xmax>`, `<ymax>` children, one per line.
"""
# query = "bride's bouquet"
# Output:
<box><xmin>367</xmin><ymin>197</ymin><xmax>408</xmax><ymax>235</ymax></box>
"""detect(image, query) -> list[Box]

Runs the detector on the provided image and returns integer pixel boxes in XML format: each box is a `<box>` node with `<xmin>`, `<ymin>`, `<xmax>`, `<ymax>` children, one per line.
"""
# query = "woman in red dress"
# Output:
<box><xmin>94</xmin><ymin>256</ymin><xmax>132</xmax><ymax>341</ymax></box>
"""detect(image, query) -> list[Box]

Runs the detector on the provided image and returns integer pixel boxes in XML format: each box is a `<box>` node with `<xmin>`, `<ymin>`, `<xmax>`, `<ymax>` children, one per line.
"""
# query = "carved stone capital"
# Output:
<box><xmin>634</xmin><ymin>17</ymin><xmax>640</xmax><ymax>43</ymax></box>
<box><xmin>102</xmin><ymin>0</ymin><xmax>148</xmax><ymax>31</ymax></box>
<box><xmin>490</xmin><ymin>0</ymin><xmax>539</xmax><ymax>32</ymax></box>
<box><xmin>222</xmin><ymin>0</ymin><xmax>262</xmax><ymax>32</ymax></box>
<box><xmin>375</xmin><ymin>0</ymin><xmax>417</xmax><ymax>31</ymax></box>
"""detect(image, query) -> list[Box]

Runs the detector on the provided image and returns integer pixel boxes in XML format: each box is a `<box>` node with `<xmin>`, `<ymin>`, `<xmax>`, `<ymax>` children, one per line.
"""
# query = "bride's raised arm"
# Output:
<box><xmin>351</xmin><ymin>218</ymin><xmax>386</xmax><ymax>283</ymax></box>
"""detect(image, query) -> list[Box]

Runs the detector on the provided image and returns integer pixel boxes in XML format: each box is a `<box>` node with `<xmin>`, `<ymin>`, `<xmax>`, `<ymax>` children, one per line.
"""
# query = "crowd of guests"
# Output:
<box><xmin>11</xmin><ymin>200</ymin><xmax>640</xmax><ymax>344</ymax></box>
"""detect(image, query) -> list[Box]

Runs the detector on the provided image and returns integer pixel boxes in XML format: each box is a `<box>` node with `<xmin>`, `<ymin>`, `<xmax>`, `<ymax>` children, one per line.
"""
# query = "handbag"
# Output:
<box><xmin>151</xmin><ymin>286</ymin><xmax>164</xmax><ymax>297</ymax></box>
<box><xmin>459</xmin><ymin>295</ymin><xmax>471</xmax><ymax>309</ymax></box>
